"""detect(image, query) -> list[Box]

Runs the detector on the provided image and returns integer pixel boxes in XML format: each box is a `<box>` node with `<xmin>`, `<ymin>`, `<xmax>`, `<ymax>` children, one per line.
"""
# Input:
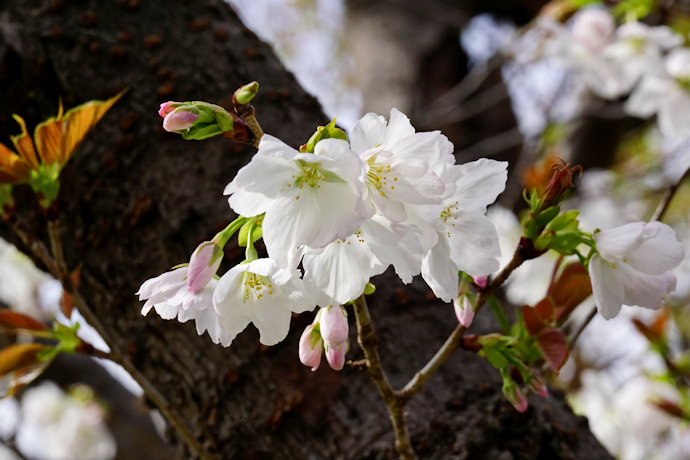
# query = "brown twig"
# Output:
<box><xmin>352</xmin><ymin>295</ymin><xmax>415</xmax><ymax>459</ymax></box>
<box><xmin>651</xmin><ymin>168</ymin><xmax>690</xmax><ymax>222</ymax></box>
<box><xmin>10</xmin><ymin>221</ymin><xmax>216</xmax><ymax>460</ymax></box>
<box><xmin>397</xmin><ymin>250</ymin><xmax>525</xmax><ymax>401</ymax></box>
<box><xmin>352</xmin><ymin>247</ymin><xmax>526</xmax><ymax>459</ymax></box>
<box><xmin>568</xmin><ymin>306</ymin><xmax>597</xmax><ymax>351</ymax></box>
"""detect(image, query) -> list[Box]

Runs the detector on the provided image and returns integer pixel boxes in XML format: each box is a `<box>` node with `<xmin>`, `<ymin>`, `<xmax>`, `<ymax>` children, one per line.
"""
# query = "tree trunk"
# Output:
<box><xmin>0</xmin><ymin>0</ymin><xmax>613</xmax><ymax>458</ymax></box>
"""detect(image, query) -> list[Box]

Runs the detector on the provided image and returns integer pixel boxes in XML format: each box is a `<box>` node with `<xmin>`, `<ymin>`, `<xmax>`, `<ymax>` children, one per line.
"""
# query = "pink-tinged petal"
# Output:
<box><xmin>537</xmin><ymin>328</ymin><xmax>568</xmax><ymax>372</ymax></box>
<box><xmin>163</xmin><ymin>109</ymin><xmax>199</xmax><ymax>132</ymax></box>
<box><xmin>158</xmin><ymin>102</ymin><xmax>177</xmax><ymax>118</ymax></box>
<box><xmin>505</xmin><ymin>385</ymin><xmax>529</xmax><ymax>413</ymax></box>
<box><xmin>589</xmin><ymin>254</ymin><xmax>624</xmax><ymax>320</ymax></box>
<box><xmin>594</xmin><ymin>222</ymin><xmax>647</xmax><ymax>263</ymax></box>
<box><xmin>472</xmin><ymin>276</ymin><xmax>488</xmax><ymax>289</ymax></box>
<box><xmin>325</xmin><ymin>343</ymin><xmax>347</xmax><ymax>371</ymax></box>
<box><xmin>186</xmin><ymin>242</ymin><xmax>222</xmax><ymax>294</ymax></box>
<box><xmin>299</xmin><ymin>324</ymin><xmax>323</xmax><ymax>371</ymax></box>
<box><xmin>453</xmin><ymin>296</ymin><xmax>475</xmax><ymax>327</ymax></box>
<box><xmin>528</xmin><ymin>374</ymin><xmax>549</xmax><ymax>398</ymax></box>
<box><xmin>626</xmin><ymin>222</ymin><xmax>685</xmax><ymax>274</ymax></box>
<box><xmin>319</xmin><ymin>306</ymin><xmax>349</xmax><ymax>346</ymax></box>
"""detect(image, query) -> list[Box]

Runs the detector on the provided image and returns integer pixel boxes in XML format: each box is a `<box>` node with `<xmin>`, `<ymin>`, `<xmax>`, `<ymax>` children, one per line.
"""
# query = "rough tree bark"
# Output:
<box><xmin>0</xmin><ymin>0</ymin><xmax>614</xmax><ymax>458</ymax></box>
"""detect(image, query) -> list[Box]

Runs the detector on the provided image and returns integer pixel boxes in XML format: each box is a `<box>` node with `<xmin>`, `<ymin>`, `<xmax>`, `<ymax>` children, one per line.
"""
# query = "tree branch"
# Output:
<box><xmin>9</xmin><ymin>221</ymin><xmax>216</xmax><ymax>460</ymax></box>
<box><xmin>397</xmin><ymin>249</ymin><xmax>525</xmax><ymax>401</ymax></box>
<box><xmin>651</xmin><ymin>168</ymin><xmax>690</xmax><ymax>222</ymax></box>
<box><xmin>352</xmin><ymin>295</ymin><xmax>415</xmax><ymax>459</ymax></box>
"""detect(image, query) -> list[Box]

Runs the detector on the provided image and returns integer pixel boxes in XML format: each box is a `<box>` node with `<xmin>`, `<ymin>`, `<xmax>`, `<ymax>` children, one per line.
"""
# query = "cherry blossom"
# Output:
<box><xmin>225</xmin><ymin>135</ymin><xmax>365</xmax><ymax>267</ymax></box>
<box><xmin>589</xmin><ymin>221</ymin><xmax>685</xmax><ymax>319</ymax></box>
<box><xmin>213</xmin><ymin>258</ymin><xmax>314</xmax><ymax>346</ymax></box>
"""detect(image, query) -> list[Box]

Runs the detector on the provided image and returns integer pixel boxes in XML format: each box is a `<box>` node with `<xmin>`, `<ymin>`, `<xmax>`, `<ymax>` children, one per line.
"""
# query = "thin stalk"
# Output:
<box><xmin>568</xmin><ymin>306</ymin><xmax>597</xmax><ymax>351</ymax></box>
<box><xmin>652</xmin><ymin>168</ymin><xmax>690</xmax><ymax>222</ymax></box>
<box><xmin>352</xmin><ymin>295</ymin><xmax>416</xmax><ymax>460</ymax></box>
<box><xmin>397</xmin><ymin>250</ymin><xmax>524</xmax><ymax>401</ymax></box>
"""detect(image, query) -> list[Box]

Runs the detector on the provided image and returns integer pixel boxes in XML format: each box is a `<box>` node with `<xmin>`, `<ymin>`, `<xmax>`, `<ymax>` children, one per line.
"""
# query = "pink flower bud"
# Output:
<box><xmin>453</xmin><ymin>296</ymin><xmax>475</xmax><ymax>328</ymax></box>
<box><xmin>505</xmin><ymin>385</ymin><xmax>529</xmax><ymax>413</ymax></box>
<box><xmin>187</xmin><ymin>241</ymin><xmax>223</xmax><ymax>294</ymax></box>
<box><xmin>299</xmin><ymin>324</ymin><xmax>323</xmax><ymax>372</ymax></box>
<box><xmin>319</xmin><ymin>306</ymin><xmax>349</xmax><ymax>346</ymax></box>
<box><xmin>528</xmin><ymin>374</ymin><xmax>549</xmax><ymax>398</ymax></box>
<box><xmin>158</xmin><ymin>102</ymin><xmax>178</xmax><ymax>118</ymax></box>
<box><xmin>472</xmin><ymin>276</ymin><xmax>488</xmax><ymax>289</ymax></box>
<box><xmin>163</xmin><ymin>108</ymin><xmax>199</xmax><ymax>132</ymax></box>
<box><xmin>325</xmin><ymin>343</ymin><xmax>346</xmax><ymax>371</ymax></box>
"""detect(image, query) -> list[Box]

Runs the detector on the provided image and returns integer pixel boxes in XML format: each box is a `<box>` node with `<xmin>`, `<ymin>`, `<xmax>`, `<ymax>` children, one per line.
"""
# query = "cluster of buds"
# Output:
<box><xmin>158</xmin><ymin>101</ymin><xmax>252</xmax><ymax>143</ymax></box>
<box><xmin>299</xmin><ymin>305</ymin><xmax>350</xmax><ymax>371</ymax></box>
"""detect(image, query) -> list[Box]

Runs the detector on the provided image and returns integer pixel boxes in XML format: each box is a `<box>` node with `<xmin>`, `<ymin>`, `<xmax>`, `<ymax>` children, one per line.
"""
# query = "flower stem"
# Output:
<box><xmin>352</xmin><ymin>295</ymin><xmax>416</xmax><ymax>459</ymax></box>
<box><xmin>652</xmin><ymin>168</ymin><xmax>690</xmax><ymax>222</ymax></box>
<box><xmin>397</xmin><ymin>250</ymin><xmax>524</xmax><ymax>401</ymax></box>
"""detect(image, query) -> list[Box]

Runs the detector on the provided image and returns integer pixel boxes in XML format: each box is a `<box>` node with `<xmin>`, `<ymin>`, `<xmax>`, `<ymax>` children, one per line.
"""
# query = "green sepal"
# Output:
<box><xmin>363</xmin><ymin>282</ymin><xmax>376</xmax><ymax>295</ymax></box>
<box><xmin>303</xmin><ymin>118</ymin><xmax>348</xmax><ymax>153</ymax></box>
<box><xmin>215</xmin><ymin>110</ymin><xmax>235</xmax><ymax>133</ymax></box>
<box><xmin>482</xmin><ymin>347</ymin><xmax>509</xmax><ymax>369</ymax></box>
<box><xmin>0</xmin><ymin>184</ymin><xmax>13</xmax><ymax>210</ymax></box>
<box><xmin>238</xmin><ymin>221</ymin><xmax>263</xmax><ymax>247</ymax></box>
<box><xmin>28</xmin><ymin>163</ymin><xmax>61</xmax><ymax>209</ymax></box>
<box><xmin>182</xmin><ymin>124</ymin><xmax>223</xmax><ymax>140</ymax></box>
<box><xmin>235</xmin><ymin>82</ymin><xmax>259</xmax><ymax>105</ymax></box>
<box><xmin>310</xmin><ymin>323</ymin><xmax>322</xmax><ymax>349</ymax></box>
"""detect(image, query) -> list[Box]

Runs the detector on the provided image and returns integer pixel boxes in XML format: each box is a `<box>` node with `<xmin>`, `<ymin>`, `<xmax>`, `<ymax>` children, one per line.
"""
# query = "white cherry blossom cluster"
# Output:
<box><xmin>558</xmin><ymin>9</ymin><xmax>690</xmax><ymax>141</ymax></box>
<box><xmin>138</xmin><ymin>109</ymin><xmax>508</xmax><ymax>361</ymax></box>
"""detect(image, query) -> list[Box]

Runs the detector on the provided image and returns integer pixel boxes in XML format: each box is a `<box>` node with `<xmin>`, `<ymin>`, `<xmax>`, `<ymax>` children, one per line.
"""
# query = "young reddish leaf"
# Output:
<box><xmin>0</xmin><ymin>343</ymin><xmax>50</xmax><ymax>378</ymax></box>
<box><xmin>650</xmin><ymin>309</ymin><xmax>669</xmax><ymax>338</ymax></box>
<box><xmin>549</xmin><ymin>262</ymin><xmax>592</xmax><ymax>324</ymax></box>
<box><xmin>534</xmin><ymin>297</ymin><xmax>555</xmax><ymax>324</ymax></box>
<box><xmin>0</xmin><ymin>310</ymin><xmax>48</xmax><ymax>331</ymax></box>
<box><xmin>522</xmin><ymin>305</ymin><xmax>544</xmax><ymax>336</ymax></box>
<box><xmin>654</xmin><ymin>399</ymin><xmax>685</xmax><ymax>419</ymax></box>
<box><xmin>537</xmin><ymin>328</ymin><xmax>569</xmax><ymax>373</ymax></box>
<box><xmin>632</xmin><ymin>318</ymin><xmax>662</xmax><ymax>345</ymax></box>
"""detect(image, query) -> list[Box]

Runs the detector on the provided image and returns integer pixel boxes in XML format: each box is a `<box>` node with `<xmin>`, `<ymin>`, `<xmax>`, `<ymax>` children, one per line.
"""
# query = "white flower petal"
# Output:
<box><xmin>594</xmin><ymin>222</ymin><xmax>647</xmax><ymax>262</ymax></box>
<box><xmin>383</xmin><ymin>108</ymin><xmax>416</xmax><ymax>145</ymax></box>
<box><xmin>589</xmin><ymin>254</ymin><xmax>624</xmax><ymax>319</ymax></box>
<box><xmin>626</xmin><ymin>222</ymin><xmax>685</xmax><ymax>274</ymax></box>
<box><xmin>422</xmin><ymin>236</ymin><xmax>459</xmax><ymax>303</ymax></box>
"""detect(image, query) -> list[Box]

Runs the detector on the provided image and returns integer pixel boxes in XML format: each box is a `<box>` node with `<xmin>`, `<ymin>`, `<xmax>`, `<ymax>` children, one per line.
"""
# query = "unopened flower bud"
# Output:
<box><xmin>325</xmin><ymin>342</ymin><xmax>347</xmax><ymax>371</ymax></box>
<box><xmin>527</xmin><ymin>374</ymin><xmax>549</xmax><ymax>398</ymax></box>
<box><xmin>538</xmin><ymin>161</ymin><xmax>582</xmax><ymax>213</ymax></box>
<box><xmin>187</xmin><ymin>241</ymin><xmax>223</xmax><ymax>294</ymax></box>
<box><xmin>571</xmin><ymin>8</ymin><xmax>615</xmax><ymax>54</ymax></box>
<box><xmin>503</xmin><ymin>381</ymin><xmax>529</xmax><ymax>413</ymax></box>
<box><xmin>319</xmin><ymin>305</ymin><xmax>349</xmax><ymax>346</ymax></box>
<box><xmin>158</xmin><ymin>101</ymin><xmax>182</xmax><ymax>118</ymax></box>
<box><xmin>163</xmin><ymin>107</ymin><xmax>200</xmax><ymax>132</ymax></box>
<box><xmin>454</xmin><ymin>295</ymin><xmax>475</xmax><ymax>327</ymax></box>
<box><xmin>472</xmin><ymin>276</ymin><xmax>488</xmax><ymax>289</ymax></box>
<box><xmin>299</xmin><ymin>324</ymin><xmax>323</xmax><ymax>372</ymax></box>
<box><xmin>234</xmin><ymin>81</ymin><xmax>259</xmax><ymax>106</ymax></box>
